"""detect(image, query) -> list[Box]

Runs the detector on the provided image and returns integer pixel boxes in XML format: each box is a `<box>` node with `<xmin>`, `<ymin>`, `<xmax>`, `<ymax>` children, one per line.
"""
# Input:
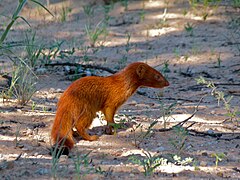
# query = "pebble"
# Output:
<box><xmin>129</xmin><ymin>173</ymin><xmax>135</xmax><ymax>177</ymax></box>
<box><xmin>155</xmin><ymin>147</ymin><xmax>165</xmax><ymax>152</ymax></box>
<box><xmin>35</xmin><ymin>168</ymin><xmax>49</xmax><ymax>175</ymax></box>
<box><xmin>36</xmin><ymin>68</ymin><xmax>47</xmax><ymax>74</ymax></box>
<box><xmin>200</xmin><ymin>161</ymin><xmax>208</xmax><ymax>166</ymax></box>
<box><xmin>207</xmin><ymin>129</ymin><xmax>214</xmax><ymax>134</ymax></box>
<box><xmin>64</xmin><ymin>66</ymin><xmax>70</xmax><ymax>72</ymax></box>
<box><xmin>56</xmin><ymin>88</ymin><xmax>63</xmax><ymax>93</ymax></box>
<box><xmin>59</xmin><ymin>155</ymin><xmax>68</xmax><ymax>163</ymax></box>
<box><xmin>202</xmin><ymin>151</ymin><xmax>208</xmax><ymax>156</ymax></box>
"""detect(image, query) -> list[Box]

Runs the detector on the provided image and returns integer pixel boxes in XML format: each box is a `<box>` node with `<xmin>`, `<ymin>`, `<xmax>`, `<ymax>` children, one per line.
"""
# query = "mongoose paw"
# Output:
<box><xmin>49</xmin><ymin>145</ymin><xmax>70</xmax><ymax>158</ymax></box>
<box><xmin>105</xmin><ymin>126</ymin><xmax>114</xmax><ymax>135</ymax></box>
<box><xmin>89</xmin><ymin>135</ymin><xmax>99</xmax><ymax>141</ymax></box>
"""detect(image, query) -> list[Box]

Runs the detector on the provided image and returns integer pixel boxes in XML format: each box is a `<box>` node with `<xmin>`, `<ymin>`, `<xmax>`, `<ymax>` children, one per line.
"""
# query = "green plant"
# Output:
<box><xmin>108</xmin><ymin>120</ymin><xmax>127</xmax><ymax>135</ymax></box>
<box><xmin>131</xmin><ymin>120</ymin><xmax>158</xmax><ymax>148</ymax></box>
<box><xmin>74</xmin><ymin>151</ymin><xmax>94</xmax><ymax>179</ymax></box>
<box><xmin>121</xmin><ymin>0</ymin><xmax>129</xmax><ymax>11</ymax></box>
<box><xmin>117</xmin><ymin>55</ymin><xmax>128</xmax><ymax>69</ymax></box>
<box><xmin>31</xmin><ymin>101</ymin><xmax>37</xmax><ymax>111</ymax></box>
<box><xmin>24</xmin><ymin>30</ymin><xmax>43</xmax><ymax>67</ymax></box>
<box><xmin>157</xmin><ymin>96</ymin><xmax>177</xmax><ymax>129</ymax></box>
<box><xmin>83</xmin><ymin>4</ymin><xmax>95</xmax><ymax>17</ymax></box>
<box><xmin>42</xmin><ymin>40</ymin><xmax>66</xmax><ymax>63</ymax></box>
<box><xmin>193</xmin><ymin>160</ymin><xmax>200</xmax><ymax>170</ymax></box>
<box><xmin>172</xmin><ymin>155</ymin><xmax>193</xmax><ymax>165</ymax></box>
<box><xmin>85</xmin><ymin>22</ymin><xmax>107</xmax><ymax>47</ymax></box>
<box><xmin>51</xmin><ymin>147</ymin><xmax>61</xmax><ymax>178</ymax></box>
<box><xmin>15</xmin><ymin>124</ymin><xmax>21</xmax><ymax>147</ymax></box>
<box><xmin>188</xmin><ymin>0</ymin><xmax>222</xmax><ymax>21</ymax></box>
<box><xmin>8</xmin><ymin>64</ymin><xmax>37</xmax><ymax>105</ymax></box>
<box><xmin>59</xmin><ymin>5</ymin><xmax>72</xmax><ymax>22</ymax></box>
<box><xmin>50</xmin><ymin>129</ymin><xmax>73</xmax><ymax>178</ymax></box>
<box><xmin>129</xmin><ymin>151</ymin><xmax>167</xmax><ymax>176</ymax></box>
<box><xmin>162</xmin><ymin>60</ymin><xmax>171</xmax><ymax>74</ymax></box>
<box><xmin>103</xmin><ymin>3</ymin><xmax>114</xmax><ymax>24</ymax></box>
<box><xmin>184</xmin><ymin>22</ymin><xmax>194</xmax><ymax>36</ymax></box>
<box><xmin>169</xmin><ymin>126</ymin><xmax>189</xmax><ymax>154</ymax></box>
<box><xmin>216</xmin><ymin>53</ymin><xmax>221</xmax><ymax>67</ymax></box>
<box><xmin>0</xmin><ymin>0</ymin><xmax>53</xmax><ymax>46</ymax></box>
<box><xmin>139</xmin><ymin>10</ymin><xmax>146</xmax><ymax>22</ymax></box>
<box><xmin>117</xmin><ymin>33</ymin><xmax>131</xmax><ymax>69</ymax></box>
<box><xmin>196</xmin><ymin>76</ymin><xmax>240</xmax><ymax>126</ymax></box>
<box><xmin>211</xmin><ymin>152</ymin><xmax>226</xmax><ymax>167</ymax></box>
<box><xmin>233</xmin><ymin>0</ymin><xmax>240</xmax><ymax>8</ymax></box>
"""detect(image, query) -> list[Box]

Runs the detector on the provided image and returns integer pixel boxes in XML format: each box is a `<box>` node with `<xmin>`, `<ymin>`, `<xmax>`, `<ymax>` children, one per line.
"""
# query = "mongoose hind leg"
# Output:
<box><xmin>75</xmin><ymin>116</ymin><xmax>99</xmax><ymax>141</ymax></box>
<box><xmin>77</xmin><ymin>128</ymin><xmax>99</xmax><ymax>141</ymax></box>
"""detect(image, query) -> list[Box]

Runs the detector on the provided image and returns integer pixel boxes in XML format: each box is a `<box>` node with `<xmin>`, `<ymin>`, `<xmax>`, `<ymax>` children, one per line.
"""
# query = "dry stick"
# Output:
<box><xmin>45</xmin><ymin>62</ymin><xmax>117</xmax><ymax>74</ymax></box>
<box><xmin>188</xmin><ymin>130</ymin><xmax>240</xmax><ymax>141</ymax></box>
<box><xmin>15</xmin><ymin>153</ymin><xmax>22</xmax><ymax>161</ymax></box>
<box><xmin>158</xmin><ymin>95</ymin><xmax>205</xmax><ymax>132</ymax></box>
<box><xmin>186</xmin><ymin>122</ymin><xmax>196</xmax><ymax>129</ymax></box>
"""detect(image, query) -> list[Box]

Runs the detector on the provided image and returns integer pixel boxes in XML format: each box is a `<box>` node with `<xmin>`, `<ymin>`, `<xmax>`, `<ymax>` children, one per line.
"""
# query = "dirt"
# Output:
<box><xmin>0</xmin><ymin>0</ymin><xmax>240</xmax><ymax>179</ymax></box>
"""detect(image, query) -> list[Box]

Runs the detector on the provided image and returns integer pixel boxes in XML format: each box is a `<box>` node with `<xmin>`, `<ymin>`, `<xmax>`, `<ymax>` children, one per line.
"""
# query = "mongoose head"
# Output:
<box><xmin>135</xmin><ymin>62</ymin><xmax>169</xmax><ymax>88</ymax></box>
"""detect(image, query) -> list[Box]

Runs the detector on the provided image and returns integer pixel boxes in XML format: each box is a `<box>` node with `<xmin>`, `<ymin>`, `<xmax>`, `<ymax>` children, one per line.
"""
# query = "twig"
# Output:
<box><xmin>45</xmin><ymin>62</ymin><xmax>117</xmax><ymax>74</ymax></box>
<box><xmin>15</xmin><ymin>153</ymin><xmax>22</xmax><ymax>161</ymax></box>
<box><xmin>186</xmin><ymin>122</ymin><xmax>196</xmax><ymax>129</ymax></box>
<box><xmin>150</xmin><ymin>96</ymin><xmax>201</xmax><ymax>103</ymax></box>
<box><xmin>158</xmin><ymin>96</ymin><xmax>205</xmax><ymax>132</ymax></box>
<box><xmin>174</xmin><ymin>95</ymin><xmax>204</xmax><ymax>128</ymax></box>
<box><xmin>188</xmin><ymin>130</ymin><xmax>240</xmax><ymax>141</ymax></box>
<box><xmin>214</xmin><ymin>82</ymin><xmax>240</xmax><ymax>86</ymax></box>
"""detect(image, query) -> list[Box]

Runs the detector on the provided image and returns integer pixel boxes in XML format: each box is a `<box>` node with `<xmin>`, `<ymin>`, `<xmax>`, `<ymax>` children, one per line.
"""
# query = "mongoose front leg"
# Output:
<box><xmin>103</xmin><ymin>107</ymin><xmax>116</xmax><ymax>135</ymax></box>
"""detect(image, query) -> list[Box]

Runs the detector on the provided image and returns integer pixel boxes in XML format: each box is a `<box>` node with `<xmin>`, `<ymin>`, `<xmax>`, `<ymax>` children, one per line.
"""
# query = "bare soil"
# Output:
<box><xmin>0</xmin><ymin>0</ymin><xmax>240</xmax><ymax>179</ymax></box>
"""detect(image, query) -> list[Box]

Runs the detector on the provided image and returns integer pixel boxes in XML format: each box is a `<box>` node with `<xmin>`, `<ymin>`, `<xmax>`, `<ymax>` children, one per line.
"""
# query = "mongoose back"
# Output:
<box><xmin>51</xmin><ymin>62</ymin><xmax>169</xmax><ymax>155</ymax></box>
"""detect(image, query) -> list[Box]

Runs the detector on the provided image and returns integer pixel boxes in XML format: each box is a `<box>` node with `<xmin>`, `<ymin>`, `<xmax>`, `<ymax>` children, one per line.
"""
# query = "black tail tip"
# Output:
<box><xmin>49</xmin><ymin>145</ymin><xmax>70</xmax><ymax>158</ymax></box>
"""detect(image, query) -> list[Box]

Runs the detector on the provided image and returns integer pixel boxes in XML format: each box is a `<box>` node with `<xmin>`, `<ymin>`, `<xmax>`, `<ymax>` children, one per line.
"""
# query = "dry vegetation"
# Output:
<box><xmin>0</xmin><ymin>0</ymin><xmax>240</xmax><ymax>179</ymax></box>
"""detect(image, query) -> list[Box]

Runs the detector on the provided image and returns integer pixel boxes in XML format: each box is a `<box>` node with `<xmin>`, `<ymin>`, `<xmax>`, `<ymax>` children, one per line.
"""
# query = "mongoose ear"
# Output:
<box><xmin>136</xmin><ymin>64</ymin><xmax>146</xmax><ymax>79</ymax></box>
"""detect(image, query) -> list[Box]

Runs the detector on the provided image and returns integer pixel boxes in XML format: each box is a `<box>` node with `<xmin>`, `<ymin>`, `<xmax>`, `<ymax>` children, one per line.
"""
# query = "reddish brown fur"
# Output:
<box><xmin>51</xmin><ymin>62</ymin><xmax>169</xmax><ymax>151</ymax></box>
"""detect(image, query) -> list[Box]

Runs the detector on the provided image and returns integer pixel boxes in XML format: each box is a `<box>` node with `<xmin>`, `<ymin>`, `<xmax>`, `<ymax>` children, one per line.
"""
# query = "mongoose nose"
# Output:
<box><xmin>165</xmin><ymin>80</ymin><xmax>169</xmax><ymax>86</ymax></box>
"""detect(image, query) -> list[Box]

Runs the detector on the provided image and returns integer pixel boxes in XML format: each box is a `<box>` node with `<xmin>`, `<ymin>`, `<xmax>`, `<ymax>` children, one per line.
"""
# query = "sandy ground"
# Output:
<box><xmin>0</xmin><ymin>0</ymin><xmax>240</xmax><ymax>179</ymax></box>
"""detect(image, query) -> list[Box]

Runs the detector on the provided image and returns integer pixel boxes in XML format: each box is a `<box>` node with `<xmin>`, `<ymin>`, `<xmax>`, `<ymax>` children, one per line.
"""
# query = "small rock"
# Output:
<box><xmin>155</xmin><ymin>147</ymin><xmax>165</xmax><ymax>152</ymax></box>
<box><xmin>202</xmin><ymin>151</ymin><xmax>208</xmax><ymax>156</ymax></box>
<box><xmin>22</xmin><ymin>148</ymin><xmax>28</xmax><ymax>151</ymax></box>
<box><xmin>35</xmin><ymin>168</ymin><xmax>49</xmax><ymax>175</ymax></box>
<box><xmin>17</xmin><ymin>144</ymin><xmax>24</xmax><ymax>148</ymax></box>
<box><xmin>64</xmin><ymin>66</ymin><xmax>70</xmax><ymax>72</ymax></box>
<box><xmin>59</xmin><ymin>155</ymin><xmax>68</xmax><ymax>163</ymax></box>
<box><xmin>200</xmin><ymin>161</ymin><xmax>208</xmax><ymax>166</ymax></box>
<box><xmin>217</xmin><ymin>171</ymin><xmax>224</xmax><ymax>177</ymax></box>
<box><xmin>49</xmin><ymin>88</ymin><xmax>55</xmax><ymax>93</ymax></box>
<box><xmin>36</xmin><ymin>68</ymin><xmax>47</xmax><ymax>75</ymax></box>
<box><xmin>86</xmin><ymin>69</ymin><xmax>92</xmax><ymax>76</ymax></box>
<box><xmin>56</xmin><ymin>88</ymin><xmax>63</xmax><ymax>93</ymax></box>
<box><xmin>129</xmin><ymin>173</ymin><xmax>135</xmax><ymax>177</ymax></box>
<box><xmin>207</xmin><ymin>129</ymin><xmax>214</xmax><ymax>134</ymax></box>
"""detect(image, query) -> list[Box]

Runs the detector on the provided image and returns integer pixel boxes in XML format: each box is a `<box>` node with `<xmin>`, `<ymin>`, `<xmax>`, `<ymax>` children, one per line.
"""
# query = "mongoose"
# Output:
<box><xmin>51</xmin><ymin>62</ymin><xmax>169</xmax><ymax>155</ymax></box>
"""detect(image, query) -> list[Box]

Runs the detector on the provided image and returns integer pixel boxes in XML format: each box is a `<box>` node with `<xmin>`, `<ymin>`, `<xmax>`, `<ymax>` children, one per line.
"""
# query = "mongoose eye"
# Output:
<box><xmin>154</xmin><ymin>74</ymin><xmax>161</xmax><ymax>81</ymax></box>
